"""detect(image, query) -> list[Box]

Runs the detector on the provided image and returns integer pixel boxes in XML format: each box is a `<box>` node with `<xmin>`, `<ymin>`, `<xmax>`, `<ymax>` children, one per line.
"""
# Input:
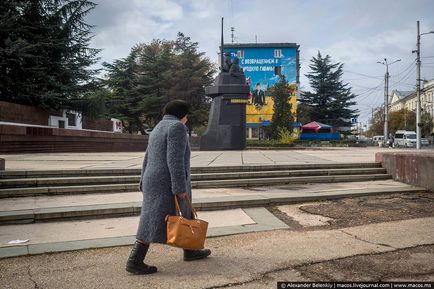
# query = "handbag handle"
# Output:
<box><xmin>174</xmin><ymin>194</ymin><xmax>198</xmax><ymax>219</ymax></box>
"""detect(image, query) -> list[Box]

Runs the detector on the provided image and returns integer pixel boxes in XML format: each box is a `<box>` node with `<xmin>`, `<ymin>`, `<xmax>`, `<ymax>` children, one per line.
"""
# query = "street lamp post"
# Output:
<box><xmin>377</xmin><ymin>58</ymin><xmax>401</xmax><ymax>147</ymax></box>
<box><xmin>413</xmin><ymin>21</ymin><xmax>434</xmax><ymax>150</ymax></box>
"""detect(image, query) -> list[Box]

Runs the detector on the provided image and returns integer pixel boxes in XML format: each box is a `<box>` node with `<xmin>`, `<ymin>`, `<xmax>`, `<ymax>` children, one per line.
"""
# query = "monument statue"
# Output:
<box><xmin>222</xmin><ymin>52</ymin><xmax>232</xmax><ymax>72</ymax></box>
<box><xmin>200</xmin><ymin>18</ymin><xmax>250</xmax><ymax>150</ymax></box>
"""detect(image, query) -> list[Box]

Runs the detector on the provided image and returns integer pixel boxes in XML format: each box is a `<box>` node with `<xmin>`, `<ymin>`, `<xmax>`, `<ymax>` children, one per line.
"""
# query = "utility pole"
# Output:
<box><xmin>384</xmin><ymin>69</ymin><xmax>388</xmax><ymax>144</ymax></box>
<box><xmin>416</xmin><ymin>20</ymin><xmax>422</xmax><ymax>149</ymax></box>
<box><xmin>377</xmin><ymin>58</ymin><xmax>401</xmax><ymax>146</ymax></box>
<box><xmin>231</xmin><ymin>27</ymin><xmax>234</xmax><ymax>43</ymax></box>
<box><xmin>413</xmin><ymin>21</ymin><xmax>434</xmax><ymax>149</ymax></box>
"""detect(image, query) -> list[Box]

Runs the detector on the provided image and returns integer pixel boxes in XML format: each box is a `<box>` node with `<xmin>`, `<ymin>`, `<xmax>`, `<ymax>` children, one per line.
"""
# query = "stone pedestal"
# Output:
<box><xmin>200</xmin><ymin>72</ymin><xmax>250</xmax><ymax>151</ymax></box>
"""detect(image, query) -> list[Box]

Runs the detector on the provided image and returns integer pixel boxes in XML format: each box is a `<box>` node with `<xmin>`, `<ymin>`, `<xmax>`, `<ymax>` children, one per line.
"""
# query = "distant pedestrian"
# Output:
<box><xmin>388</xmin><ymin>133</ymin><xmax>394</xmax><ymax>148</ymax></box>
<box><xmin>126</xmin><ymin>100</ymin><xmax>211</xmax><ymax>275</ymax></box>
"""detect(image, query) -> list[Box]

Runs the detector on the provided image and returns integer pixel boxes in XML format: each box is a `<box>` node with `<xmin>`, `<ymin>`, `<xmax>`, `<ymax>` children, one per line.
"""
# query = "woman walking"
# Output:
<box><xmin>126</xmin><ymin>100</ymin><xmax>211</xmax><ymax>275</ymax></box>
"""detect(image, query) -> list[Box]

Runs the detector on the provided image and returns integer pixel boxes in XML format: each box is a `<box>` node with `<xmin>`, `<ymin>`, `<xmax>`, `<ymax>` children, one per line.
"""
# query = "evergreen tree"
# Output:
<box><xmin>269</xmin><ymin>75</ymin><xmax>294</xmax><ymax>139</ymax></box>
<box><xmin>103</xmin><ymin>33</ymin><xmax>215</xmax><ymax>134</ymax></box>
<box><xmin>168</xmin><ymin>32</ymin><xmax>215</xmax><ymax>135</ymax></box>
<box><xmin>304</xmin><ymin>52</ymin><xmax>358</xmax><ymax>127</ymax></box>
<box><xmin>0</xmin><ymin>0</ymin><xmax>100</xmax><ymax>111</ymax></box>
<box><xmin>296</xmin><ymin>102</ymin><xmax>313</xmax><ymax>125</ymax></box>
<box><xmin>135</xmin><ymin>40</ymin><xmax>174</xmax><ymax>130</ymax></box>
<box><xmin>104</xmin><ymin>41</ymin><xmax>174</xmax><ymax>133</ymax></box>
<box><xmin>103</xmin><ymin>51</ymin><xmax>141</xmax><ymax>133</ymax></box>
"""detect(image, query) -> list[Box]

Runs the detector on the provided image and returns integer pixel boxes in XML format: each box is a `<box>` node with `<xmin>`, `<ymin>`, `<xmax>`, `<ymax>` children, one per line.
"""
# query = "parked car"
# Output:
<box><xmin>394</xmin><ymin>130</ymin><xmax>416</xmax><ymax>148</ymax></box>
<box><xmin>421</xmin><ymin>138</ymin><xmax>429</xmax><ymax>146</ymax></box>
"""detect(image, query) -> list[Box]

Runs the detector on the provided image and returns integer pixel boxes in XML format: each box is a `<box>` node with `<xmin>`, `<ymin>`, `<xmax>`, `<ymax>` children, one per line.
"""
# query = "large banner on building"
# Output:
<box><xmin>224</xmin><ymin>46</ymin><xmax>298</xmax><ymax>126</ymax></box>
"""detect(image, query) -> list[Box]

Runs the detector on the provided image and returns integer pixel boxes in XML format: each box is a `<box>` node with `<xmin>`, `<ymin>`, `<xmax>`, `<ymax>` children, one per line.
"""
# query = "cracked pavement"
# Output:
<box><xmin>1</xmin><ymin>193</ymin><xmax>433</xmax><ymax>289</ymax></box>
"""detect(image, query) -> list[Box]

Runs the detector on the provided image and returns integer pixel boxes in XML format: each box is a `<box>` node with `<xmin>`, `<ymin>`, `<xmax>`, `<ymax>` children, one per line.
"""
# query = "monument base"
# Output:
<box><xmin>200</xmin><ymin>96</ymin><xmax>246</xmax><ymax>150</ymax></box>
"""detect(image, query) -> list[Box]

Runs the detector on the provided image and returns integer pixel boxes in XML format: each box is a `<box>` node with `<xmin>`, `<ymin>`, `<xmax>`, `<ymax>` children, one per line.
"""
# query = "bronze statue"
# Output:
<box><xmin>229</xmin><ymin>57</ymin><xmax>243</xmax><ymax>77</ymax></box>
<box><xmin>222</xmin><ymin>52</ymin><xmax>232</xmax><ymax>72</ymax></box>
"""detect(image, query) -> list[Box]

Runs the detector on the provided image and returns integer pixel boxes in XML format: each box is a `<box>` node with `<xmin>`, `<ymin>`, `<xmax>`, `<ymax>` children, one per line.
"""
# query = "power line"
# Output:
<box><xmin>343</xmin><ymin>70</ymin><xmax>383</xmax><ymax>79</ymax></box>
<box><xmin>389</xmin><ymin>65</ymin><xmax>416</xmax><ymax>90</ymax></box>
<box><xmin>389</xmin><ymin>60</ymin><xmax>415</xmax><ymax>78</ymax></box>
<box><xmin>354</xmin><ymin>80</ymin><xmax>384</xmax><ymax>99</ymax></box>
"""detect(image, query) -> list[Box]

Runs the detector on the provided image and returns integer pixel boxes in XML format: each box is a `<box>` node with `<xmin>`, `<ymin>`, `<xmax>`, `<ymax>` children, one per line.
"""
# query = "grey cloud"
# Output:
<box><xmin>86</xmin><ymin>0</ymin><xmax>434</xmax><ymax>123</ymax></box>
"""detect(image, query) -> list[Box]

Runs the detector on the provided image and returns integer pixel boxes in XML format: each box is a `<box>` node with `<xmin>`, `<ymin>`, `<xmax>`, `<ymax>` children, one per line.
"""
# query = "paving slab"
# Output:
<box><xmin>0</xmin><ymin>208</ymin><xmax>286</xmax><ymax>258</ymax></box>
<box><xmin>0</xmin><ymin>209</ymin><xmax>256</xmax><ymax>248</ymax></box>
<box><xmin>342</xmin><ymin>217</ymin><xmax>434</xmax><ymax>249</ymax></box>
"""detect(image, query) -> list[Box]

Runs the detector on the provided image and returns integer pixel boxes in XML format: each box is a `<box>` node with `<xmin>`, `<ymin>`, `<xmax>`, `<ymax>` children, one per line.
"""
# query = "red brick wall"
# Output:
<box><xmin>0</xmin><ymin>101</ymin><xmax>61</xmax><ymax>125</ymax></box>
<box><xmin>0</xmin><ymin>123</ymin><xmax>148</xmax><ymax>153</ymax></box>
<box><xmin>82</xmin><ymin>116</ymin><xmax>113</xmax><ymax>132</ymax></box>
<box><xmin>0</xmin><ymin>101</ymin><xmax>116</xmax><ymax>132</ymax></box>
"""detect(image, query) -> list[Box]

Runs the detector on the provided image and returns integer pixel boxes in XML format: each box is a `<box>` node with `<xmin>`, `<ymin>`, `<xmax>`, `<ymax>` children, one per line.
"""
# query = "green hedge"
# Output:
<box><xmin>246</xmin><ymin>139</ymin><xmax>367</xmax><ymax>148</ymax></box>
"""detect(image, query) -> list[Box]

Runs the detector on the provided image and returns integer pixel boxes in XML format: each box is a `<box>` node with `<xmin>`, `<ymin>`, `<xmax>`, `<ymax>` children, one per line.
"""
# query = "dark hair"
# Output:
<box><xmin>163</xmin><ymin>100</ymin><xmax>190</xmax><ymax>119</ymax></box>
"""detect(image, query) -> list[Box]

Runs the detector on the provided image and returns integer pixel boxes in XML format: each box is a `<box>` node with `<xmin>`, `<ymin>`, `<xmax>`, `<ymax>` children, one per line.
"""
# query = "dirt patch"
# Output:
<box><xmin>296</xmin><ymin>245</ymin><xmax>434</xmax><ymax>281</ymax></box>
<box><xmin>270</xmin><ymin>193</ymin><xmax>434</xmax><ymax>230</ymax></box>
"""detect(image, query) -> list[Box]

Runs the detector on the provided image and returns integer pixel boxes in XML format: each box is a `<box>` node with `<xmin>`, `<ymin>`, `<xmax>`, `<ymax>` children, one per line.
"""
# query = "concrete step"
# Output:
<box><xmin>0</xmin><ymin>168</ymin><xmax>387</xmax><ymax>188</ymax></box>
<box><xmin>0</xmin><ymin>162</ymin><xmax>381</xmax><ymax>179</ymax></box>
<box><xmin>0</xmin><ymin>181</ymin><xmax>424</xmax><ymax>225</ymax></box>
<box><xmin>0</xmin><ymin>173</ymin><xmax>392</xmax><ymax>198</ymax></box>
<box><xmin>191</xmin><ymin>174</ymin><xmax>392</xmax><ymax>189</ymax></box>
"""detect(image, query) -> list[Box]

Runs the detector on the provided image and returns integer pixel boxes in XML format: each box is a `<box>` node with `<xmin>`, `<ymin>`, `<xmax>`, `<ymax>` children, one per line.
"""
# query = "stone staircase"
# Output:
<box><xmin>0</xmin><ymin>162</ymin><xmax>424</xmax><ymax>226</ymax></box>
<box><xmin>1</xmin><ymin>162</ymin><xmax>428</xmax><ymax>258</ymax></box>
<box><xmin>0</xmin><ymin>163</ymin><xmax>389</xmax><ymax>198</ymax></box>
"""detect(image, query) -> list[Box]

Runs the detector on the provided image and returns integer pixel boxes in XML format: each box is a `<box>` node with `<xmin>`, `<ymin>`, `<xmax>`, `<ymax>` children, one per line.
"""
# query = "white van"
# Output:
<box><xmin>371</xmin><ymin>135</ymin><xmax>384</xmax><ymax>146</ymax></box>
<box><xmin>394</xmin><ymin>130</ymin><xmax>416</xmax><ymax>147</ymax></box>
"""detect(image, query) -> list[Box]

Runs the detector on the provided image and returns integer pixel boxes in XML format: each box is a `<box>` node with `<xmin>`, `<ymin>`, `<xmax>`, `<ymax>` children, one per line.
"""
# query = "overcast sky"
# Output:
<box><xmin>86</xmin><ymin>0</ymin><xmax>434</xmax><ymax>124</ymax></box>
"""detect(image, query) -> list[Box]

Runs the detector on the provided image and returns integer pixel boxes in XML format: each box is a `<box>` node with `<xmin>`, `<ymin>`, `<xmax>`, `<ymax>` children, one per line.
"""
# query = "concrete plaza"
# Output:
<box><xmin>1</xmin><ymin>147</ymin><xmax>433</xmax><ymax>288</ymax></box>
<box><xmin>0</xmin><ymin>147</ymin><xmax>417</xmax><ymax>171</ymax></box>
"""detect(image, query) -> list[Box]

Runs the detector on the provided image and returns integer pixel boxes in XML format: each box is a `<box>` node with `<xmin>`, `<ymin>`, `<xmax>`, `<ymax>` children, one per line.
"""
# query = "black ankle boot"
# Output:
<box><xmin>126</xmin><ymin>241</ymin><xmax>157</xmax><ymax>274</ymax></box>
<box><xmin>183</xmin><ymin>249</ymin><xmax>212</xmax><ymax>261</ymax></box>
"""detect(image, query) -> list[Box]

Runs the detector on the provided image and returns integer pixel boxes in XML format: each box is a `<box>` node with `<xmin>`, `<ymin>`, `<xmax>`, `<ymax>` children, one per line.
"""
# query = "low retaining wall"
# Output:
<box><xmin>375</xmin><ymin>152</ymin><xmax>434</xmax><ymax>192</ymax></box>
<box><xmin>0</xmin><ymin>123</ymin><xmax>148</xmax><ymax>153</ymax></box>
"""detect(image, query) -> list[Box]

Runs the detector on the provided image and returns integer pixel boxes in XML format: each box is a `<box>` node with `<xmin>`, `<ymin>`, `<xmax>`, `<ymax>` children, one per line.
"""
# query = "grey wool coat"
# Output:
<box><xmin>136</xmin><ymin>114</ymin><xmax>192</xmax><ymax>244</ymax></box>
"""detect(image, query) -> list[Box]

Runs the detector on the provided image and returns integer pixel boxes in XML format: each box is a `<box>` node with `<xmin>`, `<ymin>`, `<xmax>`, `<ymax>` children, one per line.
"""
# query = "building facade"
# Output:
<box><xmin>389</xmin><ymin>79</ymin><xmax>434</xmax><ymax>134</ymax></box>
<box><xmin>223</xmin><ymin>43</ymin><xmax>300</xmax><ymax>139</ymax></box>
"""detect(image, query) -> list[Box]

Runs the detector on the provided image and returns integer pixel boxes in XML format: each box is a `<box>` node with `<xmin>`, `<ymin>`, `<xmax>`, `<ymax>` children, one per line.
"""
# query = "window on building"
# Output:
<box><xmin>67</xmin><ymin>112</ymin><xmax>76</xmax><ymax>126</ymax></box>
<box><xmin>274</xmin><ymin>66</ymin><xmax>282</xmax><ymax>76</ymax></box>
<box><xmin>237</xmin><ymin>50</ymin><xmax>244</xmax><ymax>58</ymax></box>
<box><xmin>274</xmin><ymin>49</ymin><xmax>282</xmax><ymax>58</ymax></box>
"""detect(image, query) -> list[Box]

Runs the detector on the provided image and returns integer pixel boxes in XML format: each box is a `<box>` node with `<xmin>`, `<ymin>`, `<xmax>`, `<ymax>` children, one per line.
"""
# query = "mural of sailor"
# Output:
<box><xmin>252</xmin><ymin>82</ymin><xmax>265</xmax><ymax>109</ymax></box>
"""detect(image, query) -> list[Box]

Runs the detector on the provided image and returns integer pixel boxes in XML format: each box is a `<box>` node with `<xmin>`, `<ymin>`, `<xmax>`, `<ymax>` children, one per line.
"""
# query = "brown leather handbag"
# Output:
<box><xmin>165</xmin><ymin>194</ymin><xmax>208</xmax><ymax>250</ymax></box>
